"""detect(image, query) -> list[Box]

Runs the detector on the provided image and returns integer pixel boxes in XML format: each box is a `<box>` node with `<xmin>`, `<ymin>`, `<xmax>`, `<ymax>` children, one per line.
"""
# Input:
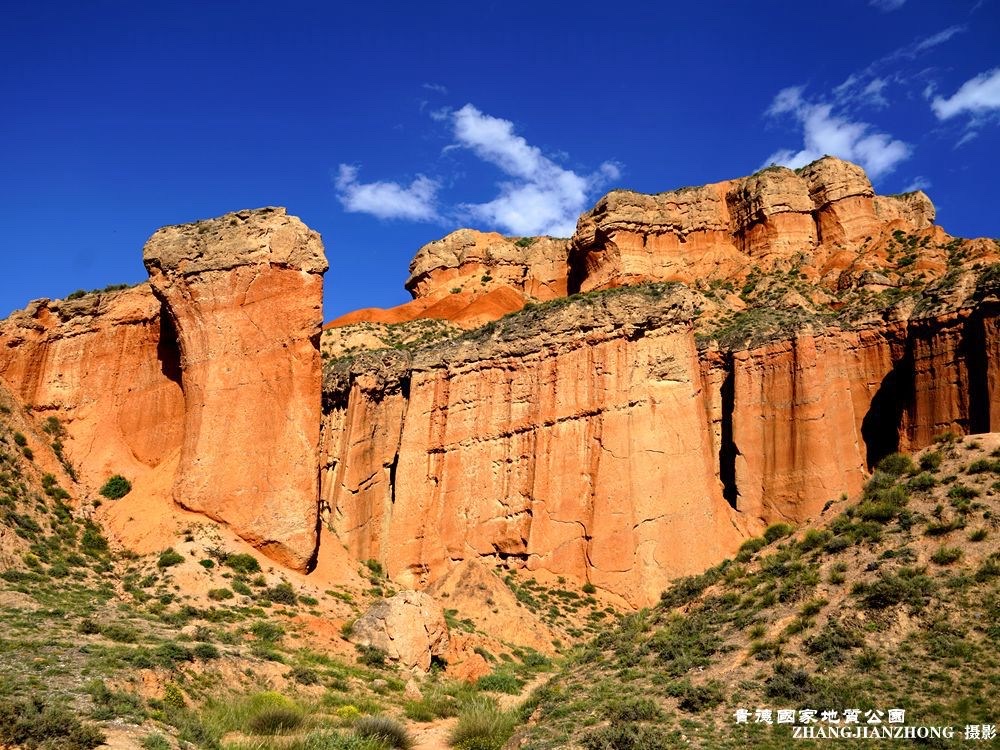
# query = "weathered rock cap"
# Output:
<box><xmin>142</xmin><ymin>207</ymin><xmax>328</xmax><ymax>276</ymax></box>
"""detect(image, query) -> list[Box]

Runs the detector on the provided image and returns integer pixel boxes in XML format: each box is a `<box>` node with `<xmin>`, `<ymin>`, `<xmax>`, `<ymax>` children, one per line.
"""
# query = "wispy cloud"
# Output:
<box><xmin>903</xmin><ymin>176</ymin><xmax>931</xmax><ymax>192</ymax></box>
<box><xmin>335</xmin><ymin>105</ymin><xmax>620</xmax><ymax>234</ymax></box>
<box><xmin>764</xmin><ymin>87</ymin><xmax>911</xmax><ymax>177</ymax></box>
<box><xmin>335</xmin><ymin>165</ymin><xmax>439</xmax><ymax>221</ymax></box>
<box><xmin>449</xmin><ymin>104</ymin><xmax>620</xmax><ymax>236</ymax></box>
<box><xmin>422</xmin><ymin>83</ymin><xmax>448</xmax><ymax>95</ymax></box>
<box><xmin>930</xmin><ymin>67</ymin><xmax>1000</xmax><ymax>119</ymax></box>
<box><xmin>870</xmin><ymin>0</ymin><xmax>906</xmax><ymax>11</ymax></box>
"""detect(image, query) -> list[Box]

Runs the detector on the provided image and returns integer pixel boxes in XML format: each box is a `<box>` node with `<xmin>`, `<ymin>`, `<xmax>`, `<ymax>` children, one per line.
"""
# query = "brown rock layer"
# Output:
<box><xmin>143</xmin><ymin>207</ymin><xmax>328</xmax><ymax>571</ymax></box>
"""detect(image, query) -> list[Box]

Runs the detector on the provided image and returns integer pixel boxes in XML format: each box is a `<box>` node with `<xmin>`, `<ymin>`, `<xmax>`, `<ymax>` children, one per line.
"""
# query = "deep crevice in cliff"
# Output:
<box><xmin>156</xmin><ymin>304</ymin><xmax>182</xmax><ymax>388</ymax></box>
<box><xmin>965</xmin><ymin>311</ymin><xmax>992</xmax><ymax>434</ymax></box>
<box><xmin>718</xmin><ymin>355</ymin><xmax>739</xmax><ymax>509</ymax></box>
<box><xmin>861</xmin><ymin>341</ymin><xmax>913</xmax><ymax>470</ymax></box>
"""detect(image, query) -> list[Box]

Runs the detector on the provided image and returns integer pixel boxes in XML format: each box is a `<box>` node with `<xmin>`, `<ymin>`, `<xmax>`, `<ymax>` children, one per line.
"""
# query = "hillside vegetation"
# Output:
<box><xmin>515</xmin><ymin>434</ymin><xmax>1000</xmax><ymax>749</ymax></box>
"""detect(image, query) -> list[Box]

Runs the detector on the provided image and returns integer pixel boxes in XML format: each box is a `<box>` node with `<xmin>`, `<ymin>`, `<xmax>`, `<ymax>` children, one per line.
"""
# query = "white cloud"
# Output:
<box><xmin>870</xmin><ymin>0</ymin><xmax>906</xmax><ymax>10</ymax></box>
<box><xmin>422</xmin><ymin>83</ymin><xmax>448</xmax><ymax>95</ymax></box>
<box><xmin>913</xmin><ymin>25</ymin><xmax>966</xmax><ymax>53</ymax></box>
<box><xmin>449</xmin><ymin>104</ymin><xmax>618</xmax><ymax>236</ymax></box>
<box><xmin>931</xmin><ymin>67</ymin><xmax>1000</xmax><ymax>119</ymax></box>
<box><xmin>764</xmin><ymin>87</ymin><xmax>911</xmax><ymax>178</ymax></box>
<box><xmin>335</xmin><ymin>165</ymin><xmax>439</xmax><ymax>221</ymax></box>
<box><xmin>903</xmin><ymin>176</ymin><xmax>931</xmax><ymax>192</ymax></box>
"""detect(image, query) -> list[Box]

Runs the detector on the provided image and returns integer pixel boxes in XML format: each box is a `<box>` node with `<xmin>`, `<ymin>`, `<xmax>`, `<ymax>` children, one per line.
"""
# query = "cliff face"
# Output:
<box><xmin>143</xmin><ymin>207</ymin><xmax>328</xmax><ymax>570</ymax></box>
<box><xmin>320</xmin><ymin>157</ymin><xmax>1000</xmax><ymax>606</ymax></box>
<box><xmin>0</xmin><ymin>207</ymin><xmax>328</xmax><ymax>572</ymax></box>
<box><xmin>0</xmin><ymin>286</ymin><xmax>184</xmax><ymax>487</ymax></box>
<box><xmin>322</xmin><ymin>289</ymin><xmax>750</xmax><ymax>607</ymax></box>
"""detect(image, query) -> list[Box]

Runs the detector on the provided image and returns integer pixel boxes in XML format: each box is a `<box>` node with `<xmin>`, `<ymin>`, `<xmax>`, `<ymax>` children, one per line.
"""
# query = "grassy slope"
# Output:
<box><xmin>517</xmin><ymin>435</ymin><xmax>1000</xmax><ymax>749</ymax></box>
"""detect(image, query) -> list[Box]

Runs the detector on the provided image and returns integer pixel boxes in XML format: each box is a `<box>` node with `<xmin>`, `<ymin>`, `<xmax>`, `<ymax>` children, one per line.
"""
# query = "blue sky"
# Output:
<box><xmin>2</xmin><ymin>0</ymin><xmax>998</xmax><ymax>321</ymax></box>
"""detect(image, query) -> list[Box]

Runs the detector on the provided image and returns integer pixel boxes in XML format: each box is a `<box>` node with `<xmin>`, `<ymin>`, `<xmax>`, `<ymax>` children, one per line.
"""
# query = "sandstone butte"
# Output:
<box><xmin>2</xmin><ymin>156</ymin><xmax>999</xmax><ymax>607</ymax></box>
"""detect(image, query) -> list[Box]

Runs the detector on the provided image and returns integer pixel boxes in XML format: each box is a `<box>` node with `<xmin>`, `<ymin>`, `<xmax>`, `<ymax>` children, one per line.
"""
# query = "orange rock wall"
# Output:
<box><xmin>0</xmin><ymin>286</ymin><xmax>184</xmax><ymax>486</ymax></box>
<box><xmin>323</xmin><ymin>318</ymin><xmax>748</xmax><ymax>608</ymax></box>
<box><xmin>323</xmin><ymin>307</ymin><xmax>1000</xmax><ymax>605</ymax></box>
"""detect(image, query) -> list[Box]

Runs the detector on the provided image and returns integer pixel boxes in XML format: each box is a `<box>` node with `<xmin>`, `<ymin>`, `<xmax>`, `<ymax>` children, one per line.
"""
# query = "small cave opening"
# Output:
<box><xmin>156</xmin><ymin>303</ymin><xmax>183</xmax><ymax>388</ymax></box>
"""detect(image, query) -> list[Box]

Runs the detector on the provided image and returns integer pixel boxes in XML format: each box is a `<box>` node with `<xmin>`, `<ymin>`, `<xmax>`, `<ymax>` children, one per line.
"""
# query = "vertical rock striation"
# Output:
<box><xmin>143</xmin><ymin>207</ymin><xmax>328</xmax><ymax>570</ymax></box>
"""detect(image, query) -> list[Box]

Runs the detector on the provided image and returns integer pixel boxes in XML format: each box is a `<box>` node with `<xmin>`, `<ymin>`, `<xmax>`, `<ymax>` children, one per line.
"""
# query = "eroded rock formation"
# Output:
<box><xmin>568</xmin><ymin>156</ymin><xmax>936</xmax><ymax>293</ymax></box>
<box><xmin>143</xmin><ymin>207</ymin><xmax>327</xmax><ymax>570</ymax></box>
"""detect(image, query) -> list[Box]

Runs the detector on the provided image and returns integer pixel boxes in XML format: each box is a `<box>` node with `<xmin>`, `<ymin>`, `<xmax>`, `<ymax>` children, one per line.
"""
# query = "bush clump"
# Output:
<box><xmin>449</xmin><ymin>699</ymin><xmax>517</xmax><ymax>750</ymax></box>
<box><xmin>99</xmin><ymin>475</ymin><xmax>132</xmax><ymax>500</ymax></box>
<box><xmin>157</xmin><ymin>548</ymin><xmax>185</xmax><ymax>568</ymax></box>
<box><xmin>353</xmin><ymin>715</ymin><xmax>413</xmax><ymax>749</ymax></box>
<box><xmin>875</xmin><ymin>453</ymin><xmax>915</xmax><ymax>476</ymax></box>
<box><xmin>224</xmin><ymin>553</ymin><xmax>260</xmax><ymax>574</ymax></box>
<box><xmin>0</xmin><ymin>697</ymin><xmax>106</xmax><ymax>750</ymax></box>
<box><xmin>854</xmin><ymin>567</ymin><xmax>935</xmax><ymax>611</ymax></box>
<box><xmin>244</xmin><ymin>692</ymin><xmax>304</xmax><ymax>735</ymax></box>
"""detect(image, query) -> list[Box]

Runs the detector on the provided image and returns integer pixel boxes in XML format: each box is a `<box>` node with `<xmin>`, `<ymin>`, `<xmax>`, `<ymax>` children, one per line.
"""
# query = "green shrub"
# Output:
<box><xmin>969</xmin><ymin>528</ymin><xmax>988</xmax><ymax>542</ymax></box>
<box><xmin>476</xmin><ymin>671</ymin><xmax>525</xmax><ymax>694</ymax></box>
<box><xmin>207</xmin><ymin>588</ymin><xmax>233</xmax><ymax>601</ymax></box>
<box><xmin>763</xmin><ymin>523</ymin><xmax>794</xmax><ymax>543</ymax></box>
<box><xmin>193</xmin><ymin>643</ymin><xmax>220</xmax><ymax>660</ymax></box>
<box><xmin>99</xmin><ymin>475</ymin><xmax>132</xmax><ymax>500</ymax></box>
<box><xmin>735</xmin><ymin>536</ymin><xmax>766</xmax><ymax>561</ymax></box>
<box><xmin>764</xmin><ymin>662</ymin><xmax>815</xmax><ymax>701</ymax></box>
<box><xmin>356</xmin><ymin>644</ymin><xmax>388</xmax><ymax>668</ymax></box>
<box><xmin>290</xmin><ymin>665</ymin><xmax>320</xmax><ymax>685</ymax></box>
<box><xmin>85</xmin><ymin>680</ymin><xmax>146</xmax><ymax>722</ymax></box>
<box><xmin>12</xmin><ymin>432</ymin><xmax>27</xmax><ymax>447</ymax></box>
<box><xmin>607</xmin><ymin>696</ymin><xmax>663</xmax><ymax>722</ymax></box>
<box><xmin>804</xmin><ymin>618</ymin><xmax>863</xmax><ymax>663</ymax></box>
<box><xmin>449</xmin><ymin>699</ymin><xmax>516</xmax><ymax>750</ymax></box>
<box><xmin>353</xmin><ymin>715</ymin><xmax>413</xmax><ymax>749</ymax></box>
<box><xmin>668</xmin><ymin>680</ymin><xmax>723</xmax><ymax>713</ymax></box>
<box><xmin>930</xmin><ymin>546</ymin><xmax>962</xmax><ymax>565</ymax></box>
<box><xmin>404</xmin><ymin>691</ymin><xmax>459</xmax><ymax>722</ymax></box>
<box><xmin>907</xmin><ymin>472</ymin><xmax>937</xmax><ymax>491</ymax></box>
<box><xmin>224</xmin><ymin>553</ymin><xmax>260</xmax><ymax>574</ymax></box>
<box><xmin>966</xmin><ymin>459</ymin><xmax>1000</xmax><ymax>474</ymax></box>
<box><xmin>581</xmin><ymin>724</ymin><xmax>673</xmax><ymax>750</ymax></box>
<box><xmin>265</xmin><ymin>582</ymin><xmax>297</xmax><ymax>605</ymax></box>
<box><xmin>157</xmin><ymin>548</ymin><xmax>185</xmax><ymax>568</ymax></box>
<box><xmin>245</xmin><ymin>692</ymin><xmax>304</xmax><ymax>735</ymax></box>
<box><xmin>100</xmin><ymin>623</ymin><xmax>139</xmax><ymax>643</ymax></box>
<box><xmin>876</xmin><ymin>452</ymin><xmax>915</xmax><ymax>476</ymax></box>
<box><xmin>919</xmin><ymin>450</ymin><xmax>943</xmax><ymax>472</ymax></box>
<box><xmin>250</xmin><ymin>620</ymin><xmax>285</xmax><ymax>643</ymax></box>
<box><xmin>582</xmin><ymin>582</ymin><xmax>597</xmax><ymax>594</ymax></box>
<box><xmin>0</xmin><ymin>697</ymin><xmax>106</xmax><ymax>750</ymax></box>
<box><xmin>798</xmin><ymin>529</ymin><xmax>832</xmax><ymax>552</ymax></box>
<box><xmin>855</xmin><ymin>567</ymin><xmax>935</xmax><ymax>610</ymax></box>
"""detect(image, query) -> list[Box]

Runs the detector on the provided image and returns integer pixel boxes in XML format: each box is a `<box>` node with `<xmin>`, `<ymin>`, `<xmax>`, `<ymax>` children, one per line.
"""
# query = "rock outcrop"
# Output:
<box><xmin>0</xmin><ymin>286</ymin><xmax>184</xmax><ymax>487</ymax></box>
<box><xmin>143</xmin><ymin>207</ymin><xmax>328</xmax><ymax>571</ymax></box>
<box><xmin>348</xmin><ymin>590</ymin><xmax>450</xmax><ymax>671</ymax></box>
<box><xmin>405</xmin><ymin>229</ymin><xmax>568</xmax><ymax>302</ymax></box>
<box><xmin>567</xmin><ymin>156</ymin><xmax>936</xmax><ymax>294</ymax></box>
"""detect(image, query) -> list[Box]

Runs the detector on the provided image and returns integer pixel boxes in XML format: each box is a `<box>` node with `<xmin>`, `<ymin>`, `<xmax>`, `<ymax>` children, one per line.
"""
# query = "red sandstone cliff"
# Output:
<box><xmin>2</xmin><ymin>157</ymin><xmax>998</xmax><ymax>609</ymax></box>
